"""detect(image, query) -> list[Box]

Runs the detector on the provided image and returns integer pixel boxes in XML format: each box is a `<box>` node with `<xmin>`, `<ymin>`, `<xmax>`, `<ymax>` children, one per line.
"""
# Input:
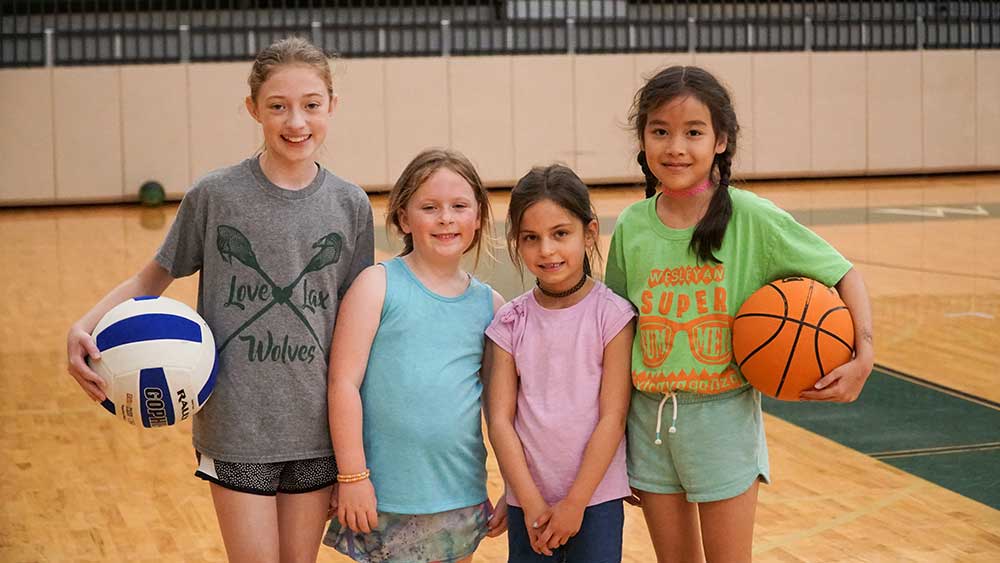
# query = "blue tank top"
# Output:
<box><xmin>360</xmin><ymin>257</ymin><xmax>495</xmax><ymax>514</ymax></box>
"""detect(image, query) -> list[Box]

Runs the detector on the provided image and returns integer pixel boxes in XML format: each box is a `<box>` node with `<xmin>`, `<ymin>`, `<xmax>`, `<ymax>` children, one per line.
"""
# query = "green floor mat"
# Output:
<box><xmin>882</xmin><ymin>448</ymin><xmax>1000</xmax><ymax>510</ymax></box>
<box><xmin>762</xmin><ymin>368</ymin><xmax>1000</xmax><ymax>510</ymax></box>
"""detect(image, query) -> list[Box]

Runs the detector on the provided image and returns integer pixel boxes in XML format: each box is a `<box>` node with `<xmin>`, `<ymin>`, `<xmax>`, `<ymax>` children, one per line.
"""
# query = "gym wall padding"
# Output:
<box><xmin>1</xmin><ymin>50</ymin><xmax>998</xmax><ymax>206</ymax></box>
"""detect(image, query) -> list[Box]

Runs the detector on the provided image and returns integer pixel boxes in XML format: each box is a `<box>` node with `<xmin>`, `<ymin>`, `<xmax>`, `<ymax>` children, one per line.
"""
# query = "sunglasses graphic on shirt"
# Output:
<box><xmin>638</xmin><ymin>314</ymin><xmax>732</xmax><ymax>368</ymax></box>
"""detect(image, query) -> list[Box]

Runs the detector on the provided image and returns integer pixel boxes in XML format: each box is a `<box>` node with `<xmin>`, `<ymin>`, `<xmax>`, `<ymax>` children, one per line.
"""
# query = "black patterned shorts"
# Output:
<box><xmin>195</xmin><ymin>451</ymin><xmax>338</xmax><ymax>496</ymax></box>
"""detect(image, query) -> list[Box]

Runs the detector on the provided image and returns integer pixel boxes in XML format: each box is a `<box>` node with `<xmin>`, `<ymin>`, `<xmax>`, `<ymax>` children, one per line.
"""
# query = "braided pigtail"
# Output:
<box><xmin>716</xmin><ymin>149</ymin><xmax>732</xmax><ymax>191</ymax></box>
<box><xmin>637</xmin><ymin>151</ymin><xmax>658</xmax><ymax>198</ymax></box>
<box><xmin>690</xmin><ymin>149</ymin><xmax>734</xmax><ymax>264</ymax></box>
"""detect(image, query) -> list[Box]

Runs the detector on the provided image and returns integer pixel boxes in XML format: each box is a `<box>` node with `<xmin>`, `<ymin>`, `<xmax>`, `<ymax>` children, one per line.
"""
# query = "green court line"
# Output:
<box><xmin>872</xmin><ymin>442</ymin><xmax>1000</xmax><ymax>460</ymax></box>
<box><xmin>762</xmin><ymin>366</ymin><xmax>1000</xmax><ymax>509</ymax></box>
<box><xmin>875</xmin><ymin>364</ymin><xmax>1000</xmax><ymax>409</ymax></box>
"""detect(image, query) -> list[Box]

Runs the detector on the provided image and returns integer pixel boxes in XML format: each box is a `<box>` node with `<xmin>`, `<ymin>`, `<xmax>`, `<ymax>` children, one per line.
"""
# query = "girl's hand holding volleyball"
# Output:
<box><xmin>336</xmin><ymin>479</ymin><xmax>378</xmax><ymax>533</ymax></box>
<box><xmin>66</xmin><ymin>323</ymin><xmax>107</xmax><ymax>402</ymax></box>
<box><xmin>800</xmin><ymin>356</ymin><xmax>872</xmax><ymax>402</ymax></box>
<box><xmin>533</xmin><ymin>498</ymin><xmax>585</xmax><ymax>552</ymax></box>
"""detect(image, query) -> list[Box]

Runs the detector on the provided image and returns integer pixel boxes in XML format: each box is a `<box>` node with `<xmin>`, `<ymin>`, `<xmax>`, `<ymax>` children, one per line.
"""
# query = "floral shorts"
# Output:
<box><xmin>324</xmin><ymin>501</ymin><xmax>490</xmax><ymax>563</ymax></box>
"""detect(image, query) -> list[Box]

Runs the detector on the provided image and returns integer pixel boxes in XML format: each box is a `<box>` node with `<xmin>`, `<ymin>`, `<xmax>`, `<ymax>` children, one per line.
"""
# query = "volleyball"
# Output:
<box><xmin>88</xmin><ymin>296</ymin><xmax>217</xmax><ymax>428</ymax></box>
<box><xmin>732</xmin><ymin>278</ymin><xmax>855</xmax><ymax>401</ymax></box>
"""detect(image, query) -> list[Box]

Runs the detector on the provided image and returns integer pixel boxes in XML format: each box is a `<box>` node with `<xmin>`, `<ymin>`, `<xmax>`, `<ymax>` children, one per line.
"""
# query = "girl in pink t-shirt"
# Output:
<box><xmin>485</xmin><ymin>164</ymin><xmax>635</xmax><ymax>561</ymax></box>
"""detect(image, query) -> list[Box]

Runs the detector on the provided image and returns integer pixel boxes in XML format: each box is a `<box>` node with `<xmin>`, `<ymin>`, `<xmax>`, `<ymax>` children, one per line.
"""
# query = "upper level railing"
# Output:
<box><xmin>2</xmin><ymin>1</ymin><xmax>998</xmax><ymax>68</ymax></box>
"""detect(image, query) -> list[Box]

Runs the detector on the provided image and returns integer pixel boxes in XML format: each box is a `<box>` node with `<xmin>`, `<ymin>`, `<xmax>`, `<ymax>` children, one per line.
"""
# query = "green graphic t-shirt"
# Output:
<box><xmin>156</xmin><ymin>158</ymin><xmax>375</xmax><ymax>463</ymax></box>
<box><xmin>606</xmin><ymin>187</ymin><xmax>852</xmax><ymax>396</ymax></box>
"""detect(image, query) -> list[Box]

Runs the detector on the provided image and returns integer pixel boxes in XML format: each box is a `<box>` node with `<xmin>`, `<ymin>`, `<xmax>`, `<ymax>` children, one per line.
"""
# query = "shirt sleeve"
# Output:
<box><xmin>605</xmin><ymin>218</ymin><xmax>628</xmax><ymax>301</ymax></box>
<box><xmin>340</xmin><ymin>195</ymin><xmax>376</xmax><ymax>299</ymax></box>
<box><xmin>484</xmin><ymin>302</ymin><xmax>516</xmax><ymax>355</ymax></box>
<box><xmin>601</xmin><ymin>294</ymin><xmax>636</xmax><ymax>348</ymax></box>
<box><xmin>155</xmin><ymin>184</ymin><xmax>207</xmax><ymax>278</ymax></box>
<box><xmin>765</xmin><ymin>210</ymin><xmax>853</xmax><ymax>288</ymax></box>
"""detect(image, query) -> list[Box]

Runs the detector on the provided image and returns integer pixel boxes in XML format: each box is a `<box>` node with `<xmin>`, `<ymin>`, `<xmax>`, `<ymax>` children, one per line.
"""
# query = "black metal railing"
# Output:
<box><xmin>2</xmin><ymin>1</ymin><xmax>998</xmax><ymax>67</ymax></box>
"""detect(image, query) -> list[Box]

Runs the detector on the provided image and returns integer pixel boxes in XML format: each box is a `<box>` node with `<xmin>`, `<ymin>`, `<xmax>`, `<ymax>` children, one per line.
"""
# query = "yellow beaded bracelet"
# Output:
<box><xmin>337</xmin><ymin>469</ymin><xmax>371</xmax><ymax>483</ymax></box>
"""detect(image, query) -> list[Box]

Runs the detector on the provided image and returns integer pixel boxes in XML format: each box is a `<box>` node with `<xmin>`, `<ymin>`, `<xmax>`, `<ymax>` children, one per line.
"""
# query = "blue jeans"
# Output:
<box><xmin>507</xmin><ymin>498</ymin><xmax>624</xmax><ymax>563</ymax></box>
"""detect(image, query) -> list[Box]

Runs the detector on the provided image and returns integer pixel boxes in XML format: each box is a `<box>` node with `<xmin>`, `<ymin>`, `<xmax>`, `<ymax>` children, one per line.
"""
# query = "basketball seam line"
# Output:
<box><xmin>735</xmin><ymin>310</ymin><xmax>854</xmax><ymax>351</ymax></box>
<box><xmin>737</xmin><ymin>283</ymin><xmax>790</xmax><ymax>398</ymax></box>
<box><xmin>814</xmin><ymin>306</ymin><xmax>856</xmax><ymax>377</ymax></box>
<box><xmin>775</xmin><ymin>282</ymin><xmax>814</xmax><ymax>398</ymax></box>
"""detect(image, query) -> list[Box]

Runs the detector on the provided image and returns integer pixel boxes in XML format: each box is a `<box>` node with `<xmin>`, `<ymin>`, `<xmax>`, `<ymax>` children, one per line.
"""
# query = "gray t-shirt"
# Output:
<box><xmin>156</xmin><ymin>157</ymin><xmax>374</xmax><ymax>463</ymax></box>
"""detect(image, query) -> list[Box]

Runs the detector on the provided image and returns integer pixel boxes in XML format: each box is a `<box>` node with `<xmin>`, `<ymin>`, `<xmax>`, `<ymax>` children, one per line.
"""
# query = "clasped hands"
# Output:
<box><xmin>524</xmin><ymin>498</ymin><xmax>586</xmax><ymax>556</ymax></box>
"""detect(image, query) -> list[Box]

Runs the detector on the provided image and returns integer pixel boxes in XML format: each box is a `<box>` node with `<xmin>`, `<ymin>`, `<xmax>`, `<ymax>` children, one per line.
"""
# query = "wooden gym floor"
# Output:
<box><xmin>2</xmin><ymin>173</ymin><xmax>999</xmax><ymax>562</ymax></box>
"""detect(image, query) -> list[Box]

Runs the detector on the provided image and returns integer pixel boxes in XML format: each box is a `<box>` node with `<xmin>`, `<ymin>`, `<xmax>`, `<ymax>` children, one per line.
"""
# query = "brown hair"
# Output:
<box><xmin>386</xmin><ymin>148</ymin><xmax>495</xmax><ymax>268</ymax></box>
<box><xmin>248</xmin><ymin>37</ymin><xmax>334</xmax><ymax>103</ymax></box>
<box><xmin>506</xmin><ymin>164</ymin><xmax>602</xmax><ymax>278</ymax></box>
<box><xmin>630</xmin><ymin>65</ymin><xmax>740</xmax><ymax>264</ymax></box>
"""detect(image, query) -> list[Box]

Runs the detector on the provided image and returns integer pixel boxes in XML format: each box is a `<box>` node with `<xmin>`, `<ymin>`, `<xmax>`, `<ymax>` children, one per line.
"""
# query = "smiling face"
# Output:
<box><xmin>398</xmin><ymin>167</ymin><xmax>482</xmax><ymax>262</ymax></box>
<box><xmin>246</xmin><ymin>64</ymin><xmax>336</xmax><ymax>169</ymax></box>
<box><xmin>516</xmin><ymin>198</ymin><xmax>598</xmax><ymax>293</ymax></box>
<box><xmin>641</xmin><ymin>94</ymin><xmax>728</xmax><ymax>194</ymax></box>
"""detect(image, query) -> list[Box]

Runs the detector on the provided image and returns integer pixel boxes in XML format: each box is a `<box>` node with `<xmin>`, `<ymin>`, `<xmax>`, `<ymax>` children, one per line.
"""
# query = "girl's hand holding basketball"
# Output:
<box><xmin>336</xmin><ymin>479</ymin><xmax>378</xmax><ymax>533</ymax></box>
<box><xmin>804</xmin><ymin>267</ymin><xmax>874</xmax><ymax>402</ymax></box>
<box><xmin>534</xmin><ymin>498</ymin><xmax>585</xmax><ymax>551</ymax></box>
<box><xmin>800</xmin><ymin>356</ymin><xmax>873</xmax><ymax>402</ymax></box>
<box><xmin>66</xmin><ymin>323</ymin><xmax>107</xmax><ymax>402</ymax></box>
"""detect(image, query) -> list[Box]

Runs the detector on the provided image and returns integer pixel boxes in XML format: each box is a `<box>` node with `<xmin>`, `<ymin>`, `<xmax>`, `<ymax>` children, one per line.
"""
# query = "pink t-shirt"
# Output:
<box><xmin>486</xmin><ymin>281</ymin><xmax>635</xmax><ymax>507</ymax></box>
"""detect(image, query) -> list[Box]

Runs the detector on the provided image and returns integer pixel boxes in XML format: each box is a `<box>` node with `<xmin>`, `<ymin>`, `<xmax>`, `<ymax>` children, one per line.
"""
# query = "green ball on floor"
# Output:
<box><xmin>139</xmin><ymin>181</ymin><xmax>165</xmax><ymax>207</ymax></box>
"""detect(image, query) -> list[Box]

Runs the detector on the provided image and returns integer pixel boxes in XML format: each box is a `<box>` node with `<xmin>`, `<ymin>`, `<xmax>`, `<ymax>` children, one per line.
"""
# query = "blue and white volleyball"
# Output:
<box><xmin>88</xmin><ymin>296</ymin><xmax>217</xmax><ymax>428</ymax></box>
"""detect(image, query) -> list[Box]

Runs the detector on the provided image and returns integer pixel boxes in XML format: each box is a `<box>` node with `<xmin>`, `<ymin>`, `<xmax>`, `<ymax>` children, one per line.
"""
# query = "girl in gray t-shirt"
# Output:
<box><xmin>66</xmin><ymin>37</ymin><xmax>374</xmax><ymax>562</ymax></box>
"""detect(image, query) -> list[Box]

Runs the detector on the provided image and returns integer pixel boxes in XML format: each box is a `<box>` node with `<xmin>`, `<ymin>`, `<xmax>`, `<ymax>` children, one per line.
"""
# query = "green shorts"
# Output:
<box><xmin>627</xmin><ymin>385</ymin><xmax>770</xmax><ymax>503</ymax></box>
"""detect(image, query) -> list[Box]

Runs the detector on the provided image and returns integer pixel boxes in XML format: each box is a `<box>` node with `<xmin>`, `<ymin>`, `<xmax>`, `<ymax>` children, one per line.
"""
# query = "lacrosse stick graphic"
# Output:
<box><xmin>216</xmin><ymin>225</ymin><xmax>342</xmax><ymax>355</ymax></box>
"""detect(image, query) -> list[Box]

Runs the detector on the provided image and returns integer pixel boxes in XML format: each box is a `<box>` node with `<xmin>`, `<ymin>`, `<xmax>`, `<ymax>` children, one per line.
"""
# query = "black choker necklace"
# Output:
<box><xmin>536</xmin><ymin>273</ymin><xmax>588</xmax><ymax>299</ymax></box>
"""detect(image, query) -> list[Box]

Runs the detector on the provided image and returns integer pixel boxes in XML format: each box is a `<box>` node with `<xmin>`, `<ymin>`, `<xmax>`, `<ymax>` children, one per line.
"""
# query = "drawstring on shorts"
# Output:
<box><xmin>654</xmin><ymin>390</ymin><xmax>678</xmax><ymax>445</ymax></box>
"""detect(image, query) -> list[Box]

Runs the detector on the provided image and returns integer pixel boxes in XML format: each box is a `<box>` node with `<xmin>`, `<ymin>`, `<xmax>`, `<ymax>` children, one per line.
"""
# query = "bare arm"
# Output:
<box><xmin>801</xmin><ymin>267</ymin><xmax>874</xmax><ymax>401</ymax></box>
<box><xmin>481</xmin><ymin>289</ymin><xmax>510</xmax><ymax>537</ymax></box>
<box><xmin>67</xmin><ymin>259</ymin><xmax>175</xmax><ymax>401</ymax></box>
<box><xmin>535</xmin><ymin>321</ymin><xmax>634</xmax><ymax>549</ymax></box>
<box><xmin>485</xmin><ymin>340</ymin><xmax>553</xmax><ymax>553</ymax></box>
<box><xmin>328</xmin><ymin>264</ymin><xmax>385</xmax><ymax>533</ymax></box>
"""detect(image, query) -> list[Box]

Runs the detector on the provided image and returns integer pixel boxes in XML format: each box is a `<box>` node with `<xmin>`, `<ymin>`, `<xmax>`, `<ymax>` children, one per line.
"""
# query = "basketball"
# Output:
<box><xmin>732</xmin><ymin>277</ymin><xmax>855</xmax><ymax>401</ymax></box>
<box><xmin>88</xmin><ymin>296</ymin><xmax>217</xmax><ymax>428</ymax></box>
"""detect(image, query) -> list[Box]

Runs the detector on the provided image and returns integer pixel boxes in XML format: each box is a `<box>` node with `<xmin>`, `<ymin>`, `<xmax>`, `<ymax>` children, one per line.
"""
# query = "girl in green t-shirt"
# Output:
<box><xmin>606</xmin><ymin>65</ymin><xmax>875</xmax><ymax>563</ymax></box>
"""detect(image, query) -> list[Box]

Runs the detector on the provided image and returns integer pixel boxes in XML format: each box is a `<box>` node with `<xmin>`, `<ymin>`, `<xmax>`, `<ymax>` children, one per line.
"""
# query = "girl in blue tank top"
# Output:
<box><xmin>323</xmin><ymin>149</ymin><xmax>508</xmax><ymax>563</ymax></box>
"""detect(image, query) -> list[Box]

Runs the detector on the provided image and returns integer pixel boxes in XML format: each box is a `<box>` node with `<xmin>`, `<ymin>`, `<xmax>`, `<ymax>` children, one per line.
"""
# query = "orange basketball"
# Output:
<box><xmin>732</xmin><ymin>277</ymin><xmax>855</xmax><ymax>401</ymax></box>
